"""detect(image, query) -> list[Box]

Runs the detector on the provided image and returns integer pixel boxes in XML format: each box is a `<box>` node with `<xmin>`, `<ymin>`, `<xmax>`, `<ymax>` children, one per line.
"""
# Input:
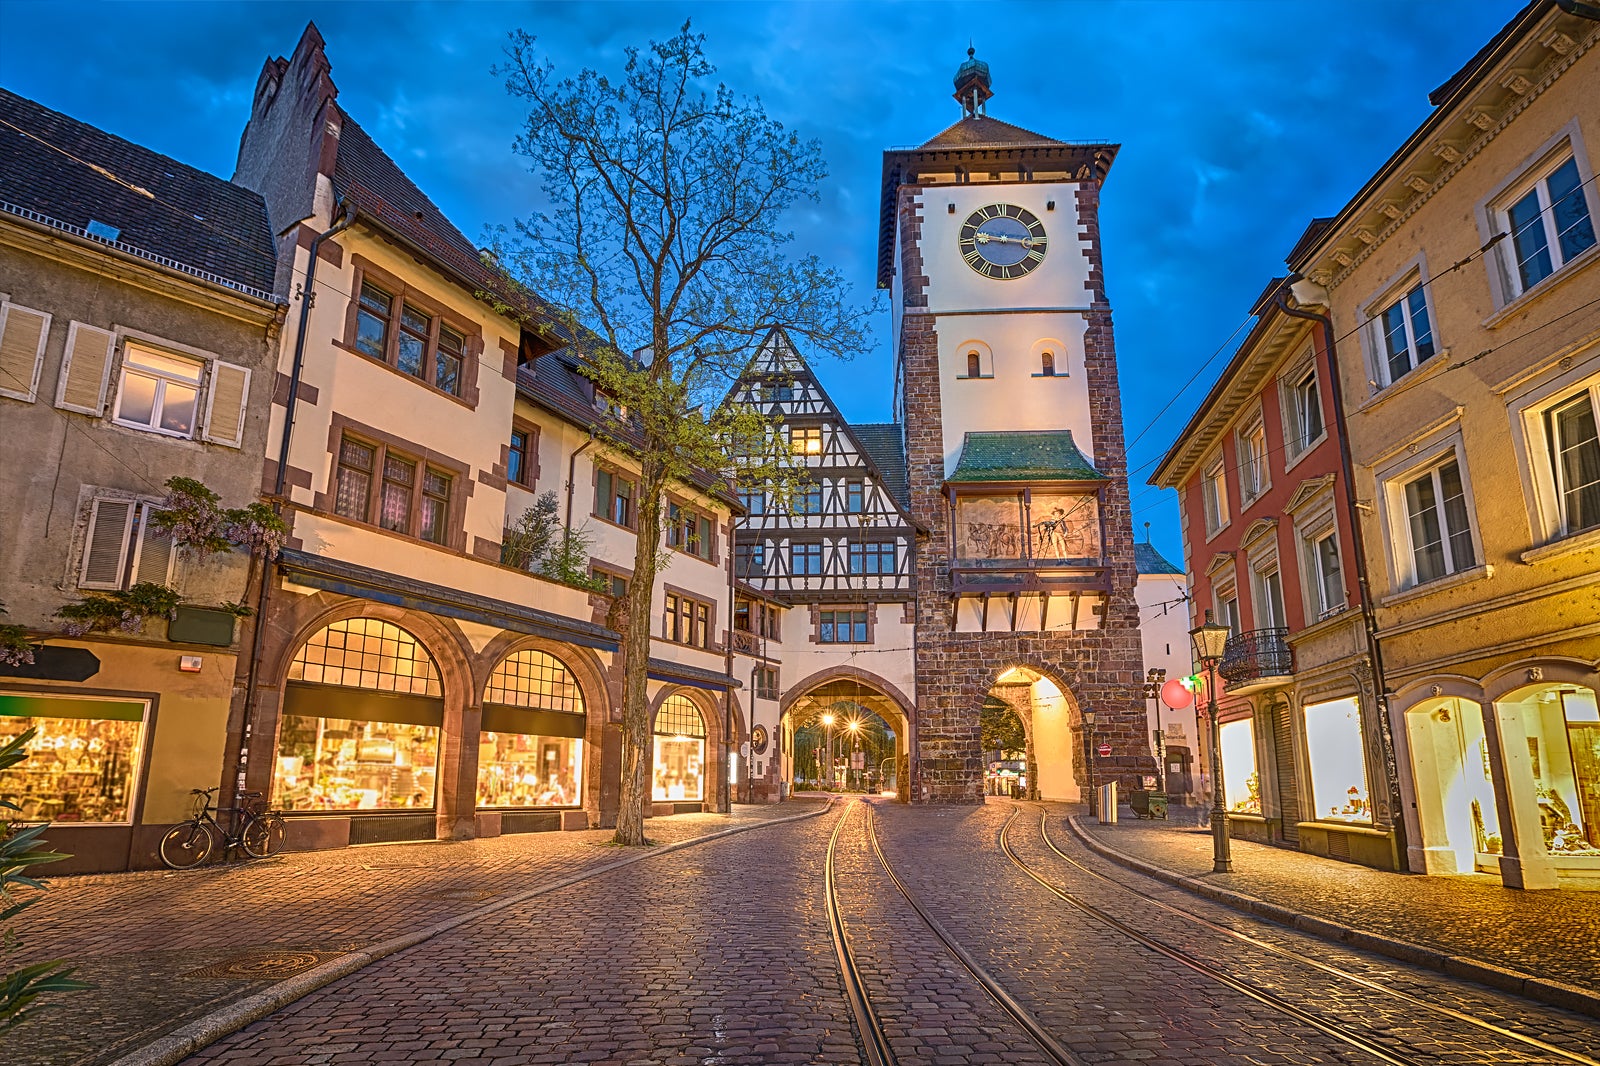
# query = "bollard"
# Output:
<box><xmin>1098</xmin><ymin>782</ymin><xmax>1118</xmax><ymax>824</ymax></box>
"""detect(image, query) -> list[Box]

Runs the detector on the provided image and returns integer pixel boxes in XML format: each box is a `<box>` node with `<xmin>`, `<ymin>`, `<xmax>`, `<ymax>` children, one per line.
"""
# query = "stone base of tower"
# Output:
<box><xmin>911</xmin><ymin>629</ymin><xmax>1157</xmax><ymax>805</ymax></box>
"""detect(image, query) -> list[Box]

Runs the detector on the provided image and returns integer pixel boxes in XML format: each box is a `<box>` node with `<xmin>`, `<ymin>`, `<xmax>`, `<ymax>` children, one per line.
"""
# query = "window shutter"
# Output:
<box><xmin>0</xmin><ymin>302</ymin><xmax>51</xmax><ymax>402</ymax></box>
<box><xmin>80</xmin><ymin>498</ymin><xmax>134</xmax><ymax>589</ymax></box>
<box><xmin>202</xmin><ymin>360</ymin><xmax>251</xmax><ymax>447</ymax></box>
<box><xmin>131</xmin><ymin>503</ymin><xmax>177</xmax><ymax>586</ymax></box>
<box><xmin>56</xmin><ymin>322</ymin><xmax>116</xmax><ymax>415</ymax></box>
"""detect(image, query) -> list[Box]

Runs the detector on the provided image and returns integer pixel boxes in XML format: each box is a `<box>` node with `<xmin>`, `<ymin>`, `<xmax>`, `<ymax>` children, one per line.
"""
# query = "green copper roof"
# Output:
<box><xmin>947</xmin><ymin>431</ymin><xmax>1105</xmax><ymax>484</ymax></box>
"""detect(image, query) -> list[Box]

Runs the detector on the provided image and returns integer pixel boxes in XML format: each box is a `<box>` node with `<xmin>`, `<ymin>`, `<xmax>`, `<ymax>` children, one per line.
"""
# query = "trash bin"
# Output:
<box><xmin>1097</xmin><ymin>782</ymin><xmax>1118</xmax><ymax>824</ymax></box>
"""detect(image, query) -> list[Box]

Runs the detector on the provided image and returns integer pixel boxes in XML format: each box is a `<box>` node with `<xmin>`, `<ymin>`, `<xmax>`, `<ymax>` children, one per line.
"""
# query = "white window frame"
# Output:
<box><xmin>111</xmin><ymin>341</ymin><xmax>208</xmax><ymax>440</ymax></box>
<box><xmin>1508</xmin><ymin>358</ymin><xmax>1600</xmax><ymax>551</ymax></box>
<box><xmin>1201</xmin><ymin>452</ymin><xmax>1230</xmax><ymax>538</ymax></box>
<box><xmin>1279</xmin><ymin>347</ymin><xmax>1326</xmax><ymax>470</ymax></box>
<box><xmin>1236</xmin><ymin>409</ymin><xmax>1269</xmax><ymax>508</ymax></box>
<box><xmin>76</xmin><ymin>493</ymin><xmax>179</xmax><ymax>591</ymax></box>
<box><xmin>1476</xmin><ymin>123</ymin><xmax>1600</xmax><ymax>311</ymax></box>
<box><xmin>1243</xmin><ymin>524</ymin><xmax>1286</xmax><ymax>631</ymax></box>
<box><xmin>1308</xmin><ymin>530</ymin><xmax>1346</xmax><ymax>620</ymax></box>
<box><xmin>1286</xmin><ymin>475</ymin><xmax>1344</xmax><ymax>622</ymax></box>
<box><xmin>1379</xmin><ymin>437</ymin><xmax>1481</xmax><ymax>592</ymax></box>
<box><xmin>1359</xmin><ymin>257</ymin><xmax>1440</xmax><ymax>392</ymax></box>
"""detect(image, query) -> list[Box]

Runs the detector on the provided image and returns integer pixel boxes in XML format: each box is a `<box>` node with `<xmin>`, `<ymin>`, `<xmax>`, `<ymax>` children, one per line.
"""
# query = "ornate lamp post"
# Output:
<box><xmin>820</xmin><ymin>712</ymin><xmax>835</xmax><ymax>791</ymax></box>
<box><xmin>1191</xmin><ymin>611</ymin><xmax>1232</xmax><ymax>873</ymax></box>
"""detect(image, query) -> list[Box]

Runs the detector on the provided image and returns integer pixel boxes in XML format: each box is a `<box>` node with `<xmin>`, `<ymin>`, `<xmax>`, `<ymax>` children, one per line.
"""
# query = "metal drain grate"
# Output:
<box><xmin>182</xmin><ymin>950</ymin><xmax>342</xmax><ymax>981</ymax></box>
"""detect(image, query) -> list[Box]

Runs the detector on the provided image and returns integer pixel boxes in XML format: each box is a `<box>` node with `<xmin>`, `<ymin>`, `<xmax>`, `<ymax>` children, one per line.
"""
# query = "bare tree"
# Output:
<box><xmin>495</xmin><ymin>24</ymin><xmax>871</xmax><ymax>845</ymax></box>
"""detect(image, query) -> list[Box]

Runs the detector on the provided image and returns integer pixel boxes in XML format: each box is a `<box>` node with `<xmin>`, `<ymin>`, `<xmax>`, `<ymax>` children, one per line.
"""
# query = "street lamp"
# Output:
<box><xmin>1083</xmin><ymin>710</ymin><xmax>1097</xmax><ymax>818</ymax></box>
<box><xmin>820</xmin><ymin>712</ymin><xmax>835</xmax><ymax>791</ymax></box>
<box><xmin>1191</xmin><ymin>611</ymin><xmax>1233</xmax><ymax>874</ymax></box>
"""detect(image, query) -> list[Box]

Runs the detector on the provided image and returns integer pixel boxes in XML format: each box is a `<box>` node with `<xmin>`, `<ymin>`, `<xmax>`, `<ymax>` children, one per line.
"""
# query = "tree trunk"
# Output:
<box><xmin>613</xmin><ymin>452</ymin><xmax>668</xmax><ymax>846</ymax></box>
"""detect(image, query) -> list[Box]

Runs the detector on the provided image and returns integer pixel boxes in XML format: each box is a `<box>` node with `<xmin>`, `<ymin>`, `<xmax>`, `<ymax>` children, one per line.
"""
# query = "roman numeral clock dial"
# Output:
<box><xmin>957</xmin><ymin>203</ymin><xmax>1048</xmax><ymax>279</ymax></box>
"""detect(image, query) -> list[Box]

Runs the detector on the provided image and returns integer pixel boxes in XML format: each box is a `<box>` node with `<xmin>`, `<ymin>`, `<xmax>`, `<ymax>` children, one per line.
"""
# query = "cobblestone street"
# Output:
<box><xmin>10</xmin><ymin>797</ymin><xmax>1600</xmax><ymax>1065</ymax></box>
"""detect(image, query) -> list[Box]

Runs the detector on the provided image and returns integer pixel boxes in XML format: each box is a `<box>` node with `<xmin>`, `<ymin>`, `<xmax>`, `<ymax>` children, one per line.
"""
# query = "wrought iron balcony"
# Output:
<box><xmin>1217</xmin><ymin>627</ymin><xmax>1293</xmax><ymax>689</ymax></box>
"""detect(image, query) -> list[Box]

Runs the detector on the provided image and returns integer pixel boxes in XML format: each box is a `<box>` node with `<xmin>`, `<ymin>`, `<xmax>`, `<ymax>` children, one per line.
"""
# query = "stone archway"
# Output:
<box><xmin>779</xmin><ymin>668</ymin><xmax>914</xmax><ymax>802</ymax></box>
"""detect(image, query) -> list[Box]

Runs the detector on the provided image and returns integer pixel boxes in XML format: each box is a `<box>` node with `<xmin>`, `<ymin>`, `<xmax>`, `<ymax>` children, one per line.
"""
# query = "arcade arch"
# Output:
<box><xmin>989</xmin><ymin>665</ymin><xmax>1083</xmax><ymax>802</ymax></box>
<box><xmin>780</xmin><ymin>670</ymin><xmax>912</xmax><ymax>800</ymax></box>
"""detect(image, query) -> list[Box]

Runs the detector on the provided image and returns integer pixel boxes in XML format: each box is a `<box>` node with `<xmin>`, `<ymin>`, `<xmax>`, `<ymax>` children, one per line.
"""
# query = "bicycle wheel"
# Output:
<box><xmin>159</xmin><ymin>820</ymin><xmax>217</xmax><ymax>870</ymax></box>
<box><xmin>241</xmin><ymin>813</ymin><xmax>286</xmax><ymax>858</ymax></box>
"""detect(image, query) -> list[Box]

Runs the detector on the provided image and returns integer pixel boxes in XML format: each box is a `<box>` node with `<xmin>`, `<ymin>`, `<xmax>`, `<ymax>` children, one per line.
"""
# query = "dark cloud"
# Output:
<box><xmin>1</xmin><ymin>0</ymin><xmax>1520</xmax><ymax>562</ymax></box>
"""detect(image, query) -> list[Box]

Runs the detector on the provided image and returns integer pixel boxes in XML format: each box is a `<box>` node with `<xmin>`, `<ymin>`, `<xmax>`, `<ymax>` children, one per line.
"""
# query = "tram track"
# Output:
<box><xmin>1002</xmin><ymin>804</ymin><xmax>1600</xmax><ymax>1066</ymax></box>
<box><xmin>824</xmin><ymin>798</ymin><xmax>1081</xmax><ymax>1066</ymax></box>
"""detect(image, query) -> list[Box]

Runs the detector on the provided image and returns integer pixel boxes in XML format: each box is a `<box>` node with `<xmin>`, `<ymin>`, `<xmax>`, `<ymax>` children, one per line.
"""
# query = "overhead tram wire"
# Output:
<box><xmin>1027</xmin><ymin>807</ymin><xmax>1600</xmax><ymax>1066</ymax></box>
<box><xmin>1120</xmin><ymin>168</ymin><xmax>1600</xmax><ymax>481</ymax></box>
<box><xmin>1124</xmin><ymin>288</ymin><xmax>1600</xmax><ymax>520</ymax></box>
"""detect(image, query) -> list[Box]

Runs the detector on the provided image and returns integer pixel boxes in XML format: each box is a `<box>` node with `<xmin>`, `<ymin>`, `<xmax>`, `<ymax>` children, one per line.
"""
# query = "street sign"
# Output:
<box><xmin>850</xmin><ymin>752</ymin><xmax>864</xmax><ymax>769</ymax></box>
<box><xmin>1097</xmin><ymin>743</ymin><xmax>1112</xmax><ymax>757</ymax></box>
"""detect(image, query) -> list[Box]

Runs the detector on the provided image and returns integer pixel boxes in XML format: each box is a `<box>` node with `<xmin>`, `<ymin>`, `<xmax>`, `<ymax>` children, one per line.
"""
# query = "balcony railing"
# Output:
<box><xmin>1217</xmin><ymin>627</ymin><xmax>1293</xmax><ymax>686</ymax></box>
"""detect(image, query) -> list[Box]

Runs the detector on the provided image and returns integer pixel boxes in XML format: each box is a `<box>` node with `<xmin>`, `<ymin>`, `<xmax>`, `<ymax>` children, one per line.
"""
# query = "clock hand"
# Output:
<box><xmin>975</xmin><ymin>233</ymin><xmax>1039</xmax><ymax>248</ymax></box>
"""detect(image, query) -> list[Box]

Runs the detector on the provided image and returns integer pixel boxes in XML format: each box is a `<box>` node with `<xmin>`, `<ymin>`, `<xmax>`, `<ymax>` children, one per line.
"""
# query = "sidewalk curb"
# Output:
<box><xmin>1063</xmin><ymin>815</ymin><xmax>1600</xmax><ymax>1019</ymax></box>
<box><xmin>104</xmin><ymin>801</ymin><xmax>837</xmax><ymax>1066</ymax></box>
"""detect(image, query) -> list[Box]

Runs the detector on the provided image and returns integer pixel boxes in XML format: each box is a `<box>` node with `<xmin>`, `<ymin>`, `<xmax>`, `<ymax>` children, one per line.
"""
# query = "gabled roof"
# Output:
<box><xmin>919</xmin><ymin>115</ymin><xmax>1064</xmax><ymax>149</ymax></box>
<box><xmin>331</xmin><ymin>110</ymin><xmax>558</xmax><ymax>331</ymax></box>
<box><xmin>0</xmin><ymin>88</ymin><xmax>278</xmax><ymax>300</ymax></box>
<box><xmin>947</xmin><ymin>430</ymin><xmax>1105</xmax><ymax>484</ymax></box>
<box><xmin>852</xmin><ymin>422</ymin><xmax>909</xmax><ymax>508</ymax></box>
<box><xmin>1134</xmin><ymin>542</ymin><xmax>1183</xmax><ymax>576</ymax></box>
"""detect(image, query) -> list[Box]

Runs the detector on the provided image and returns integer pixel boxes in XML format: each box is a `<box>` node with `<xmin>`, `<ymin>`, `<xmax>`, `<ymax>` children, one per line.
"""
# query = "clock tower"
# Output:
<box><xmin>884</xmin><ymin>51</ymin><xmax>1154</xmax><ymax>803</ymax></box>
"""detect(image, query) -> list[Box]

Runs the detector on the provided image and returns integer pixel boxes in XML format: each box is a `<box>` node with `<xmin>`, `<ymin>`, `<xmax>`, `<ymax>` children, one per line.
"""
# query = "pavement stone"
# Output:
<box><xmin>1068</xmin><ymin>804</ymin><xmax>1600</xmax><ymax>993</ymax></box>
<box><xmin>7</xmin><ymin>802</ymin><xmax>824</xmax><ymax>1066</ymax></box>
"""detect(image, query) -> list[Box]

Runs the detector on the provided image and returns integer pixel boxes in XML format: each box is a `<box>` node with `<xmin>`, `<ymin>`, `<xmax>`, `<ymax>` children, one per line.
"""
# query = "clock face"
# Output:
<box><xmin>958</xmin><ymin>203</ymin><xmax>1048</xmax><ymax>279</ymax></box>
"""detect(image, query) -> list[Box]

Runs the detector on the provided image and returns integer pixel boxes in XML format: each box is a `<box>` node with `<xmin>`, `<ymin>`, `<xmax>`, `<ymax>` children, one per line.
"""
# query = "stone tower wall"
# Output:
<box><xmin>900</xmin><ymin>176</ymin><xmax>1157</xmax><ymax>804</ymax></box>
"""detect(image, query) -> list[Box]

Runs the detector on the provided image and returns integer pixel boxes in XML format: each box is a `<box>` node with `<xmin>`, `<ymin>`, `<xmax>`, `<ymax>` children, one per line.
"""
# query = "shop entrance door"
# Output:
<box><xmin>1273</xmin><ymin>701</ymin><xmax>1300</xmax><ymax>844</ymax></box>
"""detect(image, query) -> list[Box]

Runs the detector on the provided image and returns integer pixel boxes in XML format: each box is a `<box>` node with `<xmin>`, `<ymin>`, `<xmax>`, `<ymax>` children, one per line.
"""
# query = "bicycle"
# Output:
<box><xmin>158</xmin><ymin>786</ymin><xmax>286</xmax><ymax>870</ymax></box>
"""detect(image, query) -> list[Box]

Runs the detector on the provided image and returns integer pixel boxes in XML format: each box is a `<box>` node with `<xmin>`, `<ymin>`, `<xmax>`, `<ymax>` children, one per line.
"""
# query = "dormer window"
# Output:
<box><xmin>595</xmin><ymin>389</ymin><xmax>627</xmax><ymax>418</ymax></box>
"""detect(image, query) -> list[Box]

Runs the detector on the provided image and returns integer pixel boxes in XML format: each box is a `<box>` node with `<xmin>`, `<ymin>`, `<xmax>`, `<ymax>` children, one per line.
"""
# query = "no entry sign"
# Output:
<box><xmin>1097</xmin><ymin>743</ymin><xmax>1112</xmax><ymax>758</ymax></box>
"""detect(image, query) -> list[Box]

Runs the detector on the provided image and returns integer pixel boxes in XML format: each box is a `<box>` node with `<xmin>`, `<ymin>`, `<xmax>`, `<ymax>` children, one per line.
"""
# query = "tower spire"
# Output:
<box><xmin>952</xmin><ymin>46</ymin><xmax>992</xmax><ymax>118</ymax></box>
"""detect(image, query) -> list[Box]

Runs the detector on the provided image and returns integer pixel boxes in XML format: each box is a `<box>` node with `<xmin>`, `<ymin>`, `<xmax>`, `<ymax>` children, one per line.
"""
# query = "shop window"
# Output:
<box><xmin>1218</xmin><ymin>718</ymin><xmax>1260</xmax><ymax>814</ymax></box>
<box><xmin>0</xmin><ymin>693</ymin><xmax>146</xmax><ymax>822</ymax></box>
<box><xmin>477</xmin><ymin>650</ymin><xmax>587</xmax><ymax>809</ymax></box>
<box><xmin>78</xmin><ymin>496</ymin><xmax>176</xmax><ymax>591</ymax></box>
<box><xmin>595</xmin><ymin>468</ymin><xmax>634</xmax><ymax>528</ymax></box>
<box><xmin>653</xmin><ymin>694</ymin><xmax>706</xmax><ymax>801</ymax></box>
<box><xmin>790</xmin><ymin>426</ymin><xmax>822</xmax><ymax>456</ymax></box>
<box><xmin>275</xmin><ymin>619</ymin><xmax>443</xmax><ymax>812</ymax></box>
<box><xmin>1304</xmin><ymin>698</ymin><xmax>1370</xmax><ymax>823</ymax></box>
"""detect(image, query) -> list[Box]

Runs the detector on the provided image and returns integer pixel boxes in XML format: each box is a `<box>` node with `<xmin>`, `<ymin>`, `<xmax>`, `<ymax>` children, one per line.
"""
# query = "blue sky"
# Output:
<box><xmin>1</xmin><ymin>0</ymin><xmax>1521</xmax><ymax>564</ymax></box>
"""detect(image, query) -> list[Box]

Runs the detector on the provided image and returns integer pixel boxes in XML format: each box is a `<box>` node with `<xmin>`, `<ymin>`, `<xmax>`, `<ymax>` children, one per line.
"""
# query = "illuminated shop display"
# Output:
<box><xmin>273</xmin><ymin>619</ymin><xmax>444</xmax><ymax>812</ymax></box>
<box><xmin>1218</xmin><ymin>718</ymin><xmax>1260</xmax><ymax>814</ymax></box>
<box><xmin>477</xmin><ymin>650</ymin><xmax>586</xmax><ymax>808</ymax></box>
<box><xmin>1516</xmin><ymin>688</ymin><xmax>1600</xmax><ymax>855</ymax></box>
<box><xmin>0</xmin><ymin>694</ymin><xmax>146</xmax><ymax>823</ymax></box>
<box><xmin>653</xmin><ymin>694</ymin><xmax>705</xmax><ymax>802</ymax></box>
<box><xmin>1304</xmin><ymin>698</ymin><xmax>1370</xmax><ymax>823</ymax></box>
